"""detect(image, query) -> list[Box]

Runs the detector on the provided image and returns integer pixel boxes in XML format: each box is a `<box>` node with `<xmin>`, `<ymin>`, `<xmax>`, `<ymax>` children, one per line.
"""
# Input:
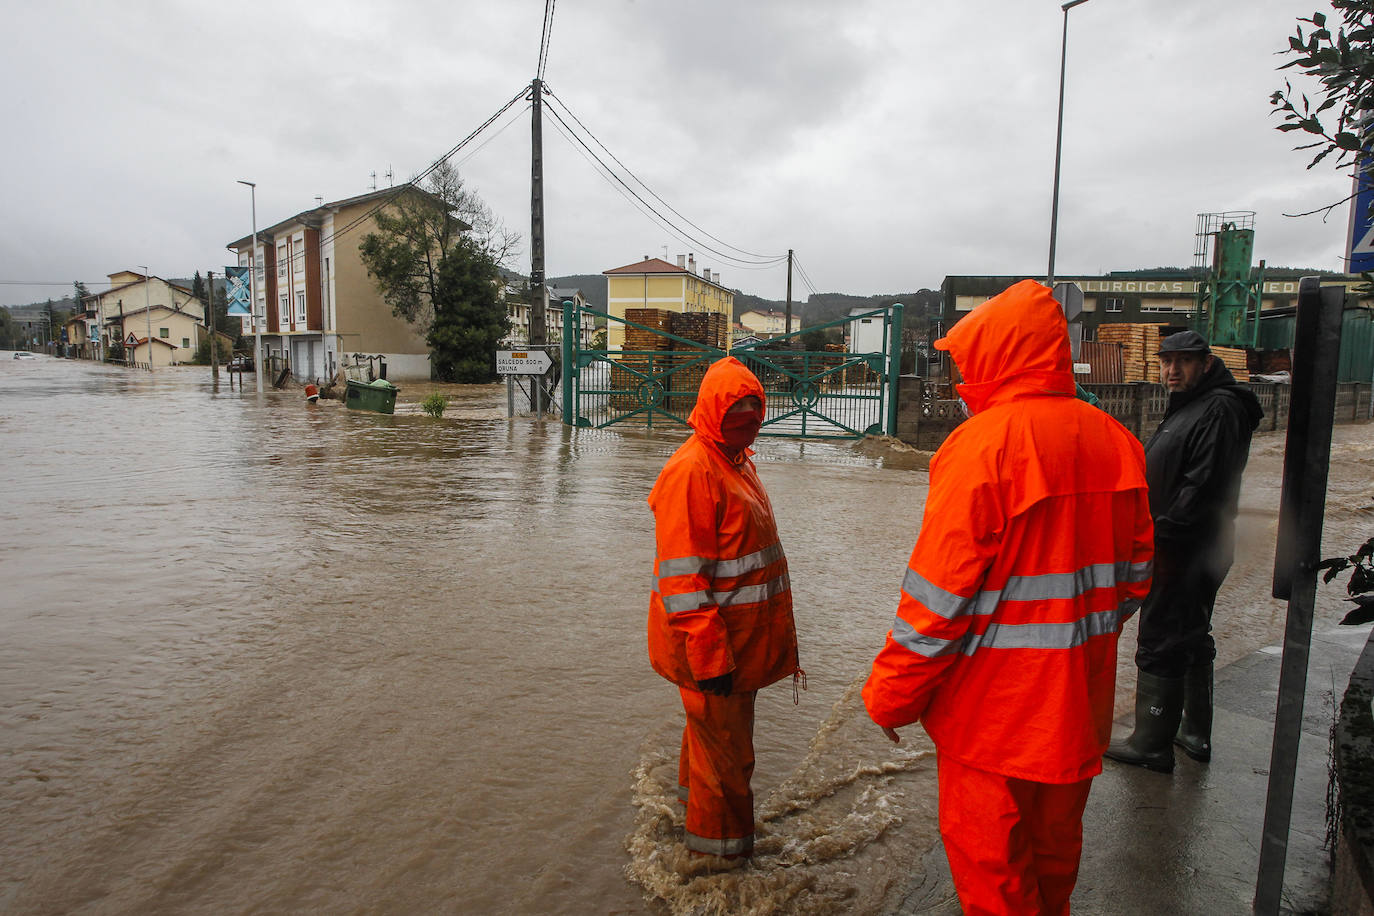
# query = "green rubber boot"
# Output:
<box><xmin>1104</xmin><ymin>670</ymin><xmax>1185</xmax><ymax>774</ymax></box>
<box><xmin>1174</xmin><ymin>661</ymin><xmax>1213</xmax><ymax>762</ymax></box>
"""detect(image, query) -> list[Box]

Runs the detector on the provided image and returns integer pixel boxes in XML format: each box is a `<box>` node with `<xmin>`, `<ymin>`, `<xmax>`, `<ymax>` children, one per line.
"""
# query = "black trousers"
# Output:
<box><xmin>1134</xmin><ymin>544</ymin><xmax>1226</xmax><ymax>679</ymax></box>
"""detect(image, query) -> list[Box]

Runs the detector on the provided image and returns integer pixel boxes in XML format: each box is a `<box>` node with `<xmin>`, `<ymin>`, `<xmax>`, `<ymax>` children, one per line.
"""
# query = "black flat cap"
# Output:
<box><xmin>1156</xmin><ymin>330</ymin><xmax>1210</xmax><ymax>355</ymax></box>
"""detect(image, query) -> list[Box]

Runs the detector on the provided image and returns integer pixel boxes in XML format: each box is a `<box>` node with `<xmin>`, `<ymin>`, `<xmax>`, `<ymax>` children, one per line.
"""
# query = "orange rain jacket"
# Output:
<box><xmin>648</xmin><ymin>357</ymin><xmax>799</xmax><ymax>692</ymax></box>
<box><xmin>863</xmin><ymin>279</ymin><xmax>1154</xmax><ymax>784</ymax></box>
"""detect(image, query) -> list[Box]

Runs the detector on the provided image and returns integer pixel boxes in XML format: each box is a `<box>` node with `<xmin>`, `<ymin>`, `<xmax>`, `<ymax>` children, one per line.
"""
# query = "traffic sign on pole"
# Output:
<box><xmin>496</xmin><ymin>350</ymin><xmax>552</xmax><ymax>375</ymax></box>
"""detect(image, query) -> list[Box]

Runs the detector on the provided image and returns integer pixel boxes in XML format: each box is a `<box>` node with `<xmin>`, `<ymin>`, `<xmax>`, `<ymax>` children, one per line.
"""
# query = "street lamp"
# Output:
<box><xmin>237</xmin><ymin>179</ymin><xmax>264</xmax><ymax>393</ymax></box>
<box><xmin>138</xmin><ymin>265</ymin><xmax>153</xmax><ymax>371</ymax></box>
<box><xmin>1047</xmin><ymin>0</ymin><xmax>1093</xmax><ymax>286</ymax></box>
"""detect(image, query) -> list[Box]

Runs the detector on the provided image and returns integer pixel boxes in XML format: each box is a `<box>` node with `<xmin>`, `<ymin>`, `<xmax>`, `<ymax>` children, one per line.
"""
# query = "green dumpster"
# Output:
<box><xmin>345</xmin><ymin>378</ymin><xmax>399</xmax><ymax>414</ymax></box>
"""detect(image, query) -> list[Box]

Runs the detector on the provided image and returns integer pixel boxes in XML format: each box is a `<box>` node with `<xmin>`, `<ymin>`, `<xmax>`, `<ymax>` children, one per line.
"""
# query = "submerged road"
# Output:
<box><xmin>1</xmin><ymin>355</ymin><xmax>1370</xmax><ymax>914</ymax></box>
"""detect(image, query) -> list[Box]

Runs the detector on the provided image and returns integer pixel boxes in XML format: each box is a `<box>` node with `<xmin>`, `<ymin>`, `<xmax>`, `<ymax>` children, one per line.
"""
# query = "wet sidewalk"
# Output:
<box><xmin>900</xmin><ymin>616</ymin><xmax>1374</xmax><ymax>916</ymax></box>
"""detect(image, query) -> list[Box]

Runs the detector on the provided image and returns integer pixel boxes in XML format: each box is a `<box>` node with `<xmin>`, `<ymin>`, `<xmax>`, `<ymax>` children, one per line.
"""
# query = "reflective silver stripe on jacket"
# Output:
<box><xmin>902</xmin><ymin>560</ymin><xmax>1153</xmax><ymax>621</ymax></box>
<box><xmin>892</xmin><ymin>604</ymin><xmax>1134</xmax><ymax>658</ymax></box>
<box><xmin>655</xmin><ymin>543</ymin><xmax>788</xmax><ymax>613</ymax></box>
<box><xmin>655</xmin><ymin>543</ymin><xmax>784</xmax><ymax>588</ymax></box>
<box><xmin>659</xmin><ymin>572</ymin><xmax>791</xmax><ymax>614</ymax></box>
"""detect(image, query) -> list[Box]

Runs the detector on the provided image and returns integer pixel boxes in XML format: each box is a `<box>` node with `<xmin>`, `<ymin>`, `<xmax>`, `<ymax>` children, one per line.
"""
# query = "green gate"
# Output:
<box><xmin>559</xmin><ymin>301</ymin><xmax>903</xmax><ymax>439</ymax></box>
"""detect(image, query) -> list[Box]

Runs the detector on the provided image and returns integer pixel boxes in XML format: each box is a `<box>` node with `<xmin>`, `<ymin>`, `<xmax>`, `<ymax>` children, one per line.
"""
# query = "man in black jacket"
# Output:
<box><xmin>1106</xmin><ymin>330</ymin><xmax>1264</xmax><ymax>773</ymax></box>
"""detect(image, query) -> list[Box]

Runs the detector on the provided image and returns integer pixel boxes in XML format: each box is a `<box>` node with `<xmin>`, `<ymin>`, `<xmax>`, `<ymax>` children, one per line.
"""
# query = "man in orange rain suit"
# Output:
<box><xmin>648</xmin><ymin>356</ymin><xmax>800</xmax><ymax>859</ymax></box>
<box><xmin>863</xmin><ymin>279</ymin><xmax>1154</xmax><ymax>915</ymax></box>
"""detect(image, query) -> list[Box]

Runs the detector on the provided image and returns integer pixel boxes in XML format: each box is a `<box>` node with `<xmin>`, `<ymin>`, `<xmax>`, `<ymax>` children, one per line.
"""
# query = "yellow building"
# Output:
<box><xmin>84</xmin><ymin>271</ymin><xmax>207</xmax><ymax>367</ymax></box>
<box><xmin>602</xmin><ymin>254</ymin><xmax>733</xmax><ymax>350</ymax></box>
<box><xmin>737</xmin><ymin>309</ymin><xmax>798</xmax><ymax>337</ymax></box>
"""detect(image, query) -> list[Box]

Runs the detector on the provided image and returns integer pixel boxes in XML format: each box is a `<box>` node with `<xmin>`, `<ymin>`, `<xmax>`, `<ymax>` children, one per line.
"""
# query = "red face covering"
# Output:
<box><xmin>720</xmin><ymin>407</ymin><xmax>764</xmax><ymax>451</ymax></box>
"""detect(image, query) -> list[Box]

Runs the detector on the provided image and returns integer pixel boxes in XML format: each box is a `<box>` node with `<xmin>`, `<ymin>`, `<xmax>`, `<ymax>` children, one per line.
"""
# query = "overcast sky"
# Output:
<box><xmin>0</xmin><ymin>0</ymin><xmax>1354</xmax><ymax>309</ymax></box>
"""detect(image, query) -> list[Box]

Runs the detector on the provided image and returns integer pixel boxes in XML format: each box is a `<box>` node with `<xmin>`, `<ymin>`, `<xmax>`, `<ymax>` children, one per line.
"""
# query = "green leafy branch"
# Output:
<box><xmin>1318</xmin><ymin>535</ymin><xmax>1374</xmax><ymax>624</ymax></box>
<box><xmin>1271</xmin><ymin>5</ymin><xmax>1374</xmax><ymax>217</ymax></box>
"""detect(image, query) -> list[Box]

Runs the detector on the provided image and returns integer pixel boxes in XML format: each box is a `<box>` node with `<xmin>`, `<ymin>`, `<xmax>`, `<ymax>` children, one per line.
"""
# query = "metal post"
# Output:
<box><xmin>886</xmin><ymin>302</ymin><xmax>905</xmax><ymax>435</ymax></box>
<box><xmin>562</xmin><ymin>299</ymin><xmax>574</xmax><ymax>425</ymax></box>
<box><xmin>139</xmin><ymin>265</ymin><xmax>153</xmax><ymax>371</ymax></box>
<box><xmin>1048</xmin><ymin>0</ymin><xmax>1092</xmax><ymax>286</ymax></box>
<box><xmin>207</xmin><ymin>270</ymin><xmax>219</xmax><ymax>382</ymax></box>
<box><xmin>507</xmin><ymin>375</ymin><xmax>514</xmax><ymax>417</ymax></box>
<box><xmin>1255</xmin><ymin>278</ymin><xmax>1345</xmax><ymax>914</ymax></box>
<box><xmin>238</xmin><ymin>179</ymin><xmax>263</xmax><ymax>393</ymax></box>
<box><xmin>785</xmin><ymin>249</ymin><xmax>794</xmax><ymax>345</ymax></box>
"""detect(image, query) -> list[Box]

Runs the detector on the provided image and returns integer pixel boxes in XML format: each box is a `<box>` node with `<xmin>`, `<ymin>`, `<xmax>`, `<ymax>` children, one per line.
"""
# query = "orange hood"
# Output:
<box><xmin>687</xmin><ymin>356</ymin><xmax>766</xmax><ymax>446</ymax></box>
<box><xmin>934</xmin><ymin>278</ymin><xmax>1074</xmax><ymax>414</ymax></box>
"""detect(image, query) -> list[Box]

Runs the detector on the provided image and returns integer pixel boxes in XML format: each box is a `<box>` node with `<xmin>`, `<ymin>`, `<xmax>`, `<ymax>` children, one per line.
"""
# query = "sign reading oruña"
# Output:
<box><xmin>496</xmin><ymin>350</ymin><xmax>552</xmax><ymax>375</ymax></box>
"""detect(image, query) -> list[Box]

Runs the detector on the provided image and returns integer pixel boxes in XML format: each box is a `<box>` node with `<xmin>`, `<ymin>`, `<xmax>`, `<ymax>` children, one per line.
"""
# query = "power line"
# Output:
<box><xmin>541</xmin><ymin>106</ymin><xmax>779</xmax><ymax>272</ymax></box>
<box><xmin>452</xmin><ymin>103</ymin><xmax>531</xmax><ymax>171</ymax></box>
<box><xmin>544</xmin><ymin>87</ymin><xmax>785</xmax><ymax>264</ymax></box>
<box><xmin>792</xmin><ymin>255</ymin><xmax>821</xmax><ymax>296</ymax></box>
<box><xmin>537</xmin><ymin>0</ymin><xmax>557</xmax><ymax>80</ymax></box>
<box><xmin>542</xmin><ymin>101</ymin><xmax>787</xmax><ymax>270</ymax></box>
<box><xmin>315</xmin><ymin>83</ymin><xmax>532</xmax><ymax>251</ymax></box>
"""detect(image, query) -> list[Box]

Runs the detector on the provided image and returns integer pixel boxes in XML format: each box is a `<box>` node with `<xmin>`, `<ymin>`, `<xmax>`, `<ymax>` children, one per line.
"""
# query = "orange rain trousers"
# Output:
<box><xmin>937</xmin><ymin>754</ymin><xmax>1092</xmax><ymax>916</ymax></box>
<box><xmin>677</xmin><ymin>687</ymin><xmax>757</xmax><ymax>857</ymax></box>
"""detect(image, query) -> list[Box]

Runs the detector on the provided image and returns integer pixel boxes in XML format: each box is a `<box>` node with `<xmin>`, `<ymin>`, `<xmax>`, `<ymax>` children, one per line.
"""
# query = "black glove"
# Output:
<box><xmin>696</xmin><ymin>672</ymin><xmax>733</xmax><ymax>697</ymax></box>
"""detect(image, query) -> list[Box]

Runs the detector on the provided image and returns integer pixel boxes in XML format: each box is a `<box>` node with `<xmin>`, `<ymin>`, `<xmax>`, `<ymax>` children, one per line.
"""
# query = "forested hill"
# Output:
<box><xmin>548</xmin><ymin>274</ymin><xmax>942</xmax><ymax>331</ymax></box>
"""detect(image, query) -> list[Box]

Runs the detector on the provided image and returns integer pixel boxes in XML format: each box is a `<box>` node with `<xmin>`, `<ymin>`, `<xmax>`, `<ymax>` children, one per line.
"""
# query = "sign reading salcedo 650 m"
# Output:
<box><xmin>496</xmin><ymin>350</ymin><xmax>552</xmax><ymax>375</ymax></box>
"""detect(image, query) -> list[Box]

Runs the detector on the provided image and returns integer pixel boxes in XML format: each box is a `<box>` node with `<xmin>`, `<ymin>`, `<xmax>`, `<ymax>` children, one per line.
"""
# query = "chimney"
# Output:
<box><xmin>688</xmin><ymin>253</ymin><xmax>697</xmax><ymax>275</ymax></box>
<box><xmin>677</xmin><ymin>254</ymin><xmax>686</xmax><ymax>269</ymax></box>
<box><xmin>643</xmin><ymin>254</ymin><xmax>651</xmax><ymax>262</ymax></box>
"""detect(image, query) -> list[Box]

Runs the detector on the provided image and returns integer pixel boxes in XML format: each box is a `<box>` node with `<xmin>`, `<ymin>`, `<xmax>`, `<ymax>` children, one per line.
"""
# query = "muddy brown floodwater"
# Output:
<box><xmin>2</xmin><ymin>354</ymin><xmax>1372</xmax><ymax>915</ymax></box>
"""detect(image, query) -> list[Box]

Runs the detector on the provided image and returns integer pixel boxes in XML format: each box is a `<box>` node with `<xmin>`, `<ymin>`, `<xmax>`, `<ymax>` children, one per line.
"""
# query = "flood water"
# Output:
<box><xmin>2</xmin><ymin>354</ymin><xmax>1372</xmax><ymax>915</ymax></box>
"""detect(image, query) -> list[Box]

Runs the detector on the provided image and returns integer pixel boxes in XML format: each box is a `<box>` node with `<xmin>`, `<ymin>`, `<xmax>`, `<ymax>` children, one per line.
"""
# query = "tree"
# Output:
<box><xmin>1271</xmin><ymin>3</ymin><xmax>1374</xmax><ymax>218</ymax></box>
<box><xmin>0</xmin><ymin>308</ymin><xmax>15</xmax><ymax>349</ymax></box>
<box><xmin>359</xmin><ymin>161</ymin><xmax>520</xmax><ymax>329</ymax></box>
<box><xmin>427</xmin><ymin>235</ymin><xmax>510</xmax><ymax>382</ymax></box>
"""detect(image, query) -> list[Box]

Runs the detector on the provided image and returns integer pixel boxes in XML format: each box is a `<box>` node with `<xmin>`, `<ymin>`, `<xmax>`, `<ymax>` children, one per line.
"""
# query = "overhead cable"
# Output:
<box><xmin>543</xmin><ymin>102</ymin><xmax>786</xmax><ymax>269</ymax></box>
<box><xmin>315</xmin><ymin>83</ymin><xmax>532</xmax><ymax>251</ymax></box>
<box><xmin>544</xmin><ymin>87</ymin><xmax>785</xmax><ymax>264</ymax></box>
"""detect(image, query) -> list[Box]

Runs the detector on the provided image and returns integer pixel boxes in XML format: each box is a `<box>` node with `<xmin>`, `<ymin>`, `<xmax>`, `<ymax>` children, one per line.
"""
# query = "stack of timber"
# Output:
<box><xmin>1098</xmin><ymin>324</ymin><xmax>1166</xmax><ymax>383</ymax></box>
<box><xmin>670</xmin><ymin>311</ymin><xmax>728</xmax><ymax>350</ymax></box>
<box><xmin>664</xmin><ymin>311</ymin><xmax>728</xmax><ymax>411</ymax></box>
<box><xmin>612</xmin><ymin>308</ymin><xmax>674</xmax><ymax>411</ymax></box>
<box><xmin>821</xmin><ymin>343</ymin><xmax>848</xmax><ymax>389</ymax></box>
<box><xmin>1211</xmin><ymin>345</ymin><xmax>1250</xmax><ymax>382</ymax></box>
<box><xmin>623</xmin><ymin>308</ymin><xmax>674</xmax><ymax>351</ymax></box>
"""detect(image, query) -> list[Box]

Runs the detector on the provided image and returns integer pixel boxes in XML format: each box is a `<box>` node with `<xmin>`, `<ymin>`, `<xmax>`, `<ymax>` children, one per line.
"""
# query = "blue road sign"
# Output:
<box><xmin>1346</xmin><ymin>164</ymin><xmax>1374</xmax><ymax>273</ymax></box>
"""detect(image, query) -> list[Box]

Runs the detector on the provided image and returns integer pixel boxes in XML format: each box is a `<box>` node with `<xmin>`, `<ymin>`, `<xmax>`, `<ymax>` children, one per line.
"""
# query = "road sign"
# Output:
<box><xmin>1053</xmin><ymin>281</ymin><xmax>1084</xmax><ymax>321</ymax></box>
<box><xmin>1347</xmin><ymin>164</ymin><xmax>1374</xmax><ymax>273</ymax></box>
<box><xmin>496</xmin><ymin>350</ymin><xmax>552</xmax><ymax>375</ymax></box>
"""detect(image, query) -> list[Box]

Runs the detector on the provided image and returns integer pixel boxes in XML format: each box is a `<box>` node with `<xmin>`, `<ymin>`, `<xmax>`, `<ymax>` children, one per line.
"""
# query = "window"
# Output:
<box><xmin>296</xmin><ymin>291</ymin><xmax>307</xmax><ymax>324</ymax></box>
<box><xmin>159</xmin><ymin>327</ymin><xmax>169</xmax><ymax>338</ymax></box>
<box><xmin>182</xmin><ymin>338</ymin><xmax>190</xmax><ymax>349</ymax></box>
<box><xmin>277</xmin><ymin>245</ymin><xmax>286</xmax><ymax>278</ymax></box>
<box><xmin>1105</xmin><ymin>297</ymin><xmax>1125</xmax><ymax>313</ymax></box>
<box><xmin>279</xmin><ymin>294</ymin><xmax>289</xmax><ymax>323</ymax></box>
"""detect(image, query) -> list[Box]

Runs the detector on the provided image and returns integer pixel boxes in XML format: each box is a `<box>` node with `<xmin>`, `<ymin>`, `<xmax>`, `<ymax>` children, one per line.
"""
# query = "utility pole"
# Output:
<box><xmin>529</xmin><ymin>77</ymin><xmax>547</xmax><ymax>413</ymax></box>
<box><xmin>529</xmin><ymin>78</ymin><xmax>547</xmax><ymax>349</ymax></box>
<box><xmin>207</xmin><ymin>270</ymin><xmax>219</xmax><ymax>381</ymax></box>
<box><xmin>237</xmin><ymin>180</ymin><xmax>264</xmax><ymax>393</ymax></box>
<box><xmin>139</xmin><ymin>265</ymin><xmax>153</xmax><ymax>371</ymax></box>
<box><xmin>785</xmin><ymin>248</ymin><xmax>794</xmax><ymax>346</ymax></box>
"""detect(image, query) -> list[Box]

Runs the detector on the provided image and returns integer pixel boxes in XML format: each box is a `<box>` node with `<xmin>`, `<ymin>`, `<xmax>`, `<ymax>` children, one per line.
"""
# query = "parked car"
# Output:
<box><xmin>13</xmin><ymin>351</ymin><xmax>36</xmax><ymax>360</ymax></box>
<box><xmin>226</xmin><ymin>355</ymin><xmax>254</xmax><ymax>372</ymax></box>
